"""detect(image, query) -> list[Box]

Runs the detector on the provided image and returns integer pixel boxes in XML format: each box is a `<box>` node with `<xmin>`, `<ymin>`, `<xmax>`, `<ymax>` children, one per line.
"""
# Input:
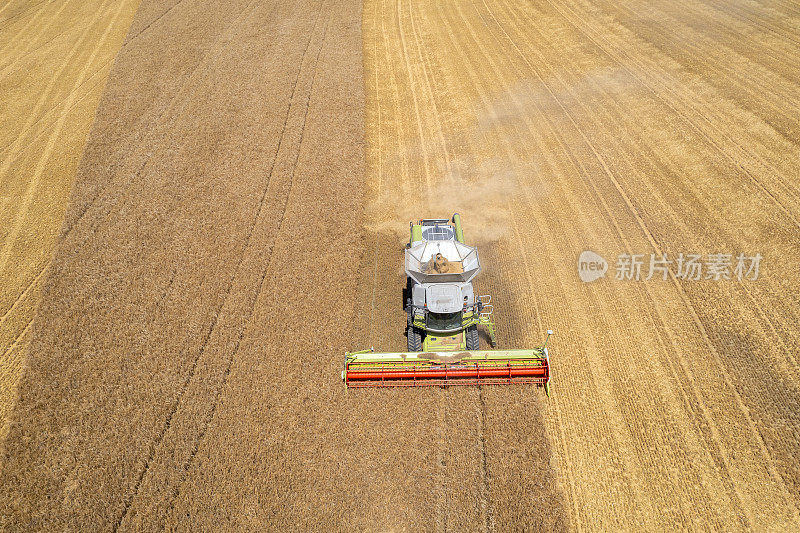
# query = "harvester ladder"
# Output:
<box><xmin>478</xmin><ymin>294</ymin><xmax>497</xmax><ymax>347</ymax></box>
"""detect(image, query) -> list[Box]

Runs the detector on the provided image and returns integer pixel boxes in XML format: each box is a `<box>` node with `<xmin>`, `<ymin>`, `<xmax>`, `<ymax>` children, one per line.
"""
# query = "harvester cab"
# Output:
<box><xmin>343</xmin><ymin>214</ymin><xmax>552</xmax><ymax>393</ymax></box>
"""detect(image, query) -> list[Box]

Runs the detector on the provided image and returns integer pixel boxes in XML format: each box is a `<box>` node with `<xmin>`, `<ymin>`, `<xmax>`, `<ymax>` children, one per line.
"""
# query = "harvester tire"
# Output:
<box><xmin>408</xmin><ymin>326</ymin><xmax>423</xmax><ymax>352</ymax></box>
<box><xmin>466</xmin><ymin>325</ymin><xmax>479</xmax><ymax>350</ymax></box>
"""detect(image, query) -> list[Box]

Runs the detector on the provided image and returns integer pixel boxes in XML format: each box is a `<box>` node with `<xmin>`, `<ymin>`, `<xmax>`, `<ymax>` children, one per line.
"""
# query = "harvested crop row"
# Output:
<box><xmin>0</xmin><ymin>0</ymin><xmax>141</xmax><ymax>444</ymax></box>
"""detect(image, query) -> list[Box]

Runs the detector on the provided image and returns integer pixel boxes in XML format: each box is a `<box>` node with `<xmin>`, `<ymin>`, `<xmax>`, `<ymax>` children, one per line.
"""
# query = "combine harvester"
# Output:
<box><xmin>343</xmin><ymin>214</ymin><xmax>552</xmax><ymax>393</ymax></box>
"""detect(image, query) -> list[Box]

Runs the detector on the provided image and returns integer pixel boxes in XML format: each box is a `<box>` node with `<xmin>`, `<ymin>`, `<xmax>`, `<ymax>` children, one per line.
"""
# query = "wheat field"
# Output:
<box><xmin>1</xmin><ymin>0</ymin><xmax>799</xmax><ymax>530</ymax></box>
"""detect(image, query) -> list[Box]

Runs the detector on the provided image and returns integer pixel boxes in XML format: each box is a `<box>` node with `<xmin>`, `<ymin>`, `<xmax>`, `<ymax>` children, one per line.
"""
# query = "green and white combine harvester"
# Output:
<box><xmin>343</xmin><ymin>214</ymin><xmax>552</xmax><ymax>393</ymax></box>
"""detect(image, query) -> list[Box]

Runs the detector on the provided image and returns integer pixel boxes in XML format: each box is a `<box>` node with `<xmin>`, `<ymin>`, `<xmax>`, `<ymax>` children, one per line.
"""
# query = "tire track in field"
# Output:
<box><xmin>0</xmin><ymin>0</ymin><xmax>120</xmax><ymax>269</ymax></box>
<box><xmin>118</xmin><ymin>4</ymin><xmax>332</xmax><ymax>528</ymax></box>
<box><xmin>106</xmin><ymin>0</ymin><xmax>285</xmax><ymax>527</ymax></box>
<box><xmin>0</xmin><ymin>0</ymin><xmax>64</xmax><ymax>72</ymax></box>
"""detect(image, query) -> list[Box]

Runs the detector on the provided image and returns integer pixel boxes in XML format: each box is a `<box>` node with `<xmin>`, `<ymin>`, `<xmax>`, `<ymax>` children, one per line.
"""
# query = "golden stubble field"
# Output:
<box><xmin>361</xmin><ymin>0</ymin><xmax>800</xmax><ymax>529</ymax></box>
<box><xmin>0</xmin><ymin>0</ymin><xmax>140</xmax><ymax>441</ymax></box>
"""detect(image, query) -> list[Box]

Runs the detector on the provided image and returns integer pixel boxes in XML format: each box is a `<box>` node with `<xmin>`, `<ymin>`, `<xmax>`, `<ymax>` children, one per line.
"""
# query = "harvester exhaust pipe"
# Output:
<box><xmin>452</xmin><ymin>213</ymin><xmax>465</xmax><ymax>243</ymax></box>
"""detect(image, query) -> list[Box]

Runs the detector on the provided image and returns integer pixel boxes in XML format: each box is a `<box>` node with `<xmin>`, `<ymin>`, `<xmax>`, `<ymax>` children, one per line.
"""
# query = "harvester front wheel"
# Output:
<box><xmin>408</xmin><ymin>326</ymin><xmax>423</xmax><ymax>352</ymax></box>
<box><xmin>466</xmin><ymin>325</ymin><xmax>479</xmax><ymax>350</ymax></box>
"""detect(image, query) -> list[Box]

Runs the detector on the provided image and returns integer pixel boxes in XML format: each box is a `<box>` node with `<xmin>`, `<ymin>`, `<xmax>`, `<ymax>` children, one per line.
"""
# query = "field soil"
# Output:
<box><xmin>1</xmin><ymin>0</ymin><xmax>566</xmax><ymax>530</ymax></box>
<box><xmin>361</xmin><ymin>0</ymin><xmax>800</xmax><ymax>530</ymax></box>
<box><xmin>0</xmin><ymin>0</ymin><xmax>140</xmax><ymax>441</ymax></box>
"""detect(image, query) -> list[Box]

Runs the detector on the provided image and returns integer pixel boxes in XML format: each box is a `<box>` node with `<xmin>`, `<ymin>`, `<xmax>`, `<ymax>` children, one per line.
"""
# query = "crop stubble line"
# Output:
<box><xmin>539</xmin><ymin>0</ymin><xmax>800</xmax><ymax>371</ymax></box>
<box><xmin>0</xmin><ymin>53</ymin><xmax>113</xmax><ymax>169</ymax></box>
<box><xmin>545</xmin><ymin>0</ymin><xmax>800</xmax><ymax>229</ymax></box>
<box><xmin>0</xmin><ymin>0</ymin><xmax>123</xmax><ymax>276</ymax></box>
<box><xmin>0</xmin><ymin>0</ymin><xmax>69</xmax><ymax>73</ymax></box>
<box><xmin>395</xmin><ymin>0</ymin><xmax>433</xmax><ymax>190</ymax></box>
<box><xmin>406</xmin><ymin>0</ymin><xmax>453</xmax><ymax>177</ymax></box>
<box><xmin>0</xmin><ymin>29</ymin><xmax>121</xmax><ymax>157</ymax></box>
<box><xmin>507</xmin><ymin>211</ymin><xmax>582</xmax><ymax>525</ymax></box>
<box><xmin>595</xmin><ymin>0</ymin><xmax>800</xmax><ymax>140</ymax></box>
<box><xmin>521</xmin><ymin>76</ymin><xmax>751</xmax><ymax>525</ymax></box>
<box><xmin>160</xmin><ymin>2</ymin><xmax>332</xmax><ymax>519</ymax></box>
<box><xmin>0</xmin><ymin>0</ymin><xmax>115</xmax><ymax>159</ymax></box>
<box><xmin>521</xmin><ymin>0</ymin><xmax>800</xmax><ymax>375</ymax></box>
<box><xmin>588</xmin><ymin>0</ymin><xmax>800</xmax><ymax>206</ymax></box>
<box><xmin>0</xmin><ymin>261</ymin><xmax>48</xmax><ymax>325</ymax></box>
<box><xmin>0</xmin><ymin>318</ymin><xmax>32</xmax><ymax>367</ymax></box>
<box><xmin>116</xmin><ymin>2</ymin><xmax>330</xmax><ymax>526</ymax></box>
<box><xmin>638</xmin><ymin>0</ymin><xmax>800</xmax><ymax>84</ymax></box>
<box><xmin>0</xmin><ymin>0</ymin><xmax>49</xmax><ymax>28</ymax></box>
<box><xmin>365</xmin><ymin>0</ymin><xmax>412</xmax><ymax>353</ymax></box>
<box><xmin>449</xmin><ymin>1</ymin><xmax>655</xmax><ymax>521</ymax></box>
<box><xmin>699</xmin><ymin>0</ymin><xmax>800</xmax><ymax>51</ymax></box>
<box><xmin>669</xmin><ymin>0</ymin><xmax>800</xmax><ymax>75</ymax></box>
<box><xmin>490</xmin><ymin>0</ymin><xmax>799</xmax><ymax>518</ymax></box>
